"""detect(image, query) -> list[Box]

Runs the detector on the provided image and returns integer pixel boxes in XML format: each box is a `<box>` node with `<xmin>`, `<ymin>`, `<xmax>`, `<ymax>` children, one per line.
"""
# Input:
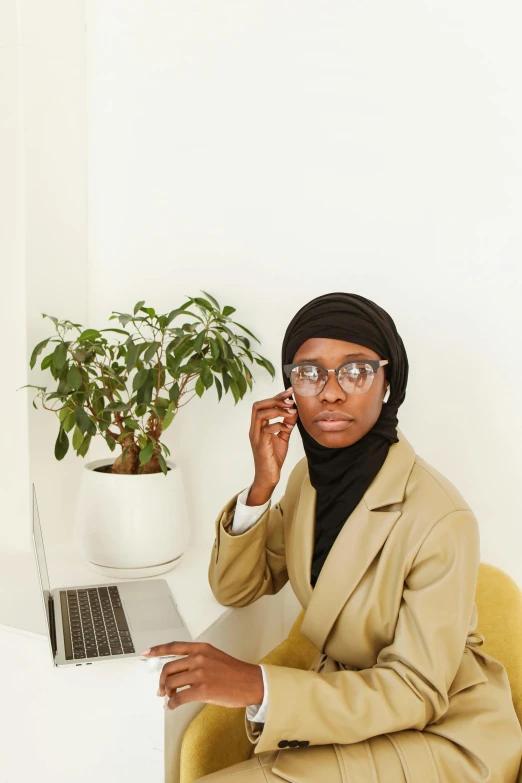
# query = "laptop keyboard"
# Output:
<box><xmin>59</xmin><ymin>586</ymin><xmax>135</xmax><ymax>660</ymax></box>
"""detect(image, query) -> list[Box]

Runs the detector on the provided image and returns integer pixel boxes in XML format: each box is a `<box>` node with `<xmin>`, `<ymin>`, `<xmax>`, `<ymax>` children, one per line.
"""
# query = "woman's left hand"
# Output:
<box><xmin>142</xmin><ymin>642</ymin><xmax>265</xmax><ymax>711</ymax></box>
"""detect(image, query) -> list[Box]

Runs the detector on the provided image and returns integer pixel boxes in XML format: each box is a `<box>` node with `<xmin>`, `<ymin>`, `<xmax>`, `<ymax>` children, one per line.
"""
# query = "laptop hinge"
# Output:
<box><xmin>48</xmin><ymin>594</ymin><xmax>58</xmax><ymax>657</ymax></box>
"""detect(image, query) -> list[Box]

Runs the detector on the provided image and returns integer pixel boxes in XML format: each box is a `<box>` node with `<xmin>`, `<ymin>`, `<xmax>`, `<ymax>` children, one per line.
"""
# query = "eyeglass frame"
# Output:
<box><xmin>283</xmin><ymin>359</ymin><xmax>389</xmax><ymax>396</ymax></box>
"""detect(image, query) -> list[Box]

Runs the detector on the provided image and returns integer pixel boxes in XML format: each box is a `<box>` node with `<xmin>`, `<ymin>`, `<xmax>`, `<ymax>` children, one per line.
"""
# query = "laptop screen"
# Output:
<box><xmin>31</xmin><ymin>486</ymin><xmax>55</xmax><ymax>661</ymax></box>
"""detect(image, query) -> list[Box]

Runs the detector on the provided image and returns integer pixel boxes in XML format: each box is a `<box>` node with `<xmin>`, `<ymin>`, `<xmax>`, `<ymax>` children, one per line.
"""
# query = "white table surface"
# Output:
<box><xmin>0</xmin><ymin>623</ymin><xmax>167</xmax><ymax>782</ymax></box>
<box><xmin>0</xmin><ymin>541</ymin><xmax>292</xmax><ymax>783</ymax></box>
<box><xmin>0</xmin><ymin>541</ymin><xmax>229</xmax><ymax>783</ymax></box>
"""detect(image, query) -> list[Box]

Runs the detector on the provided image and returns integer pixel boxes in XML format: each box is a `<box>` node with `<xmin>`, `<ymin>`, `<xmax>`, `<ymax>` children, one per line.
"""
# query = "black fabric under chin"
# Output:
<box><xmin>280</xmin><ymin>292</ymin><xmax>409</xmax><ymax>587</ymax></box>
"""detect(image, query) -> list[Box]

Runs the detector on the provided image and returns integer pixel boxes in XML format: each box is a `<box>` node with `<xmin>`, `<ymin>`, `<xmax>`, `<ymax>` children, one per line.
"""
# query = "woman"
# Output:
<box><xmin>151</xmin><ymin>293</ymin><xmax>522</xmax><ymax>782</ymax></box>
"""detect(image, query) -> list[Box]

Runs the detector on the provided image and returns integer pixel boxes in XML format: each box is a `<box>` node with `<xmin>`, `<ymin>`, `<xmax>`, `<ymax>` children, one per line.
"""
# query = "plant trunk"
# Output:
<box><xmin>111</xmin><ymin>437</ymin><xmax>140</xmax><ymax>474</ymax></box>
<box><xmin>140</xmin><ymin>453</ymin><xmax>161</xmax><ymax>474</ymax></box>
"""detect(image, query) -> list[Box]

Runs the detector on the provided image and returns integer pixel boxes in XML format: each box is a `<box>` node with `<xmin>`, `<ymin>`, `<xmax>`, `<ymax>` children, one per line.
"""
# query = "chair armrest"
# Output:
<box><xmin>179</xmin><ymin>614</ymin><xmax>319</xmax><ymax>783</ymax></box>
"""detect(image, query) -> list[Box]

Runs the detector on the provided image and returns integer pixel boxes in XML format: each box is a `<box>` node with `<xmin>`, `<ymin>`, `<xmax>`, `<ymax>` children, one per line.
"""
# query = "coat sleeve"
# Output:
<box><xmin>208</xmin><ymin>480</ymin><xmax>291</xmax><ymax>607</ymax></box>
<box><xmin>246</xmin><ymin>508</ymin><xmax>482</xmax><ymax>752</ymax></box>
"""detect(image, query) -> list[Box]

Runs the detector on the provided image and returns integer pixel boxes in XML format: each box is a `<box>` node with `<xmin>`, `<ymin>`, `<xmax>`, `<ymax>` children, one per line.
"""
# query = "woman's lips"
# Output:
<box><xmin>315</xmin><ymin>419</ymin><xmax>354</xmax><ymax>431</ymax></box>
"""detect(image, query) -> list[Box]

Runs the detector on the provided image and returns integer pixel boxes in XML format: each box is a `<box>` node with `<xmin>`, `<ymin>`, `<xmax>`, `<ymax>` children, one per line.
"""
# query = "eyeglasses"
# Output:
<box><xmin>283</xmin><ymin>359</ymin><xmax>389</xmax><ymax>397</ymax></box>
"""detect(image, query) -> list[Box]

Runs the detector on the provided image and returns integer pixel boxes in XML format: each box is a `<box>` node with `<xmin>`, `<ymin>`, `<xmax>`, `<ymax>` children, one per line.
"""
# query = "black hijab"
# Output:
<box><xmin>281</xmin><ymin>292</ymin><xmax>409</xmax><ymax>587</ymax></box>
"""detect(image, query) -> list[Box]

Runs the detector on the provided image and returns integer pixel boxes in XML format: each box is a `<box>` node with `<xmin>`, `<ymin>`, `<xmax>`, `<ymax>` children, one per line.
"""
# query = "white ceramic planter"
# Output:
<box><xmin>72</xmin><ymin>458</ymin><xmax>190</xmax><ymax>579</ymax></box>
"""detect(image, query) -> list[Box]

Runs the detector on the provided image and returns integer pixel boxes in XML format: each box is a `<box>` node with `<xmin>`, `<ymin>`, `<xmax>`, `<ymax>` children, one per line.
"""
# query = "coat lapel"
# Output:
<box><xmin>288</xmin><ymin>427</ymin><xmax>417</xmax><ymax>653</ymax></box>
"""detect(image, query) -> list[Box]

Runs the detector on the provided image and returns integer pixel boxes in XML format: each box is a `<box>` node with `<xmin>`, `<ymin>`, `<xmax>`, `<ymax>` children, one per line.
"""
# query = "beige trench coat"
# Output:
<box><xmin>205</xmin><ymin>428</ymin><xmax>522</xmax><ymax>782</ymax></box>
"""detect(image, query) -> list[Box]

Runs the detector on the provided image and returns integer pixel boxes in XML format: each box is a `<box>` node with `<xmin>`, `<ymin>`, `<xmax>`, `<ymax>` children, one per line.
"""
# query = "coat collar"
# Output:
<box><xmin>287</xmin><ymin>427</ymin><xmax>416</xmax><ymax>652</ymax></box>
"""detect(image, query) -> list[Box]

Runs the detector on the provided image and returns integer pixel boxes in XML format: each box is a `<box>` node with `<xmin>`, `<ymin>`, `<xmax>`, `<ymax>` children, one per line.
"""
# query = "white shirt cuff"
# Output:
<box><xmin>245</xmin><ymin>664</ymin><xmax>268</xmax><ymax>723</ymax></box>
<box><xmin>230</xmin><ymin>485</ymin><xmax>270</xmax><ymax>535</ymax></box>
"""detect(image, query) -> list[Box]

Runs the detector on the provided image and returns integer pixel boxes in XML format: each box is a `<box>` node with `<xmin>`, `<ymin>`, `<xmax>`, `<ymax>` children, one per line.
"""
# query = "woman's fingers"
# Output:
<box><xmin>262</xmin><ymin>420</ymin><xmax>296</xmax><ymax>443</ymax></box>
<box><xmin>251</xmin><ymin>407</ymin><xmax>297</xmax><ymax>442</ymax></box>
<box><xmin>248</xmin><ymin>387</ymin><xmax>296</xmax><ymax>486</ymax></box>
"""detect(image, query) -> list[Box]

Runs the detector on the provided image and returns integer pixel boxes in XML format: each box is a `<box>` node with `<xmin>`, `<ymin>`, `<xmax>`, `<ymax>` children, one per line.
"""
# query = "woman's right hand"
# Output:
<box><xmin>248</xmin><ymin>386</ymin><xmax>298</xmax><ymax>494</ymax></box>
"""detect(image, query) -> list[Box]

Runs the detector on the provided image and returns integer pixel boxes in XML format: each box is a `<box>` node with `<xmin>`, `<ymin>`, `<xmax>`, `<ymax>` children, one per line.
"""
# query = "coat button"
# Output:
<box><xmin>289</xmin><ymin>740</ymin><xmax>300</xmax><ymax>747</ymax></box>
<box><xmin>298</xmin><ymin>740</ymin><xmax>309</xmax><ymax>747</ymax></box>
<box><xmin>278</xmin><ymin>740</ymin><xmax>289</xmax><ymax>748</ymax></box>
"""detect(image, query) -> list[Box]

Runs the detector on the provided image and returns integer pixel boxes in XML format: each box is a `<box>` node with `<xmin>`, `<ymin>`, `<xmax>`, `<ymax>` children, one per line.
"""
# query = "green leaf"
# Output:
<box><xmin>54</xmin><ymin>426</ymin><xmax>69</xmax><ymax>460</ymax></box>
<box><xmin>136</xmin><ymin>379</ymin><xmax>154</xmax><ymax>405</ymax></box>
<box><xmin>126</xmin><ymin>342</ymin><xmax>139</xmax><ymax>372</ymax></box>
<box><xmin>236</xmin><ymin>372</ymin><xmax>247</xmax><ymax>396</ymax></box>
<box><xmin>67</xmin><ymin>365</ymin><xmax>82</xmax><ymax>390</ymax></box>
<box><xmin>74</xmin><ymin>406</ymin><xmax>97</xmax><ymax>436</ymax></box>
<box><xmin>195</xmin><ymin>377</ymin><xmax>205</xmax><ymax>397</ymax></box>
<box><xmin>214</xmin><ymin>331</ymin><xmax>232</xmax><ymax>359</ymax></box>
<box><xmin>192</xmin><ymin>297</ymin><xmax>213</xmax><ymax>312</ymax></box>
<box><xmin>222</xmin><ymin>305</ymin><xmax>236</xmax><ymax>317</ymax></box>
<box><xmin>106</xmin><ymin>402</ymin><xmax>130</xmax><ymax>412</ymax></box>
<box><xmin>72</xmin><ymin>425</ymin><xmax>84</xmax><ymax>451</ymax></box>
<box><xmin>132</xmin><ymin>368</ymin><xmax>150</xmax><ymax>391</ymax></box>
<box><xmin>58</xmin><ymin>406</ymin><xmax>71</xmax><ymax>423</ymax></box>
<box><xmin>192</xmin><ymin>330</ymin><xmax>206</xmax><ymax>354</ymax></box>
<box><xmin>106</xmin><ymin>434</ymin><xmax>116</xmax><ymax>451</ymax></box>
<box><xmin>99</xmin><ymin>328</ymin><xmax>130</xmax><ymax>336</ymax></box>
<box><xmin>228</xmin><ymin>377</ymin><xmax>240</xmax><ymax>404</ymax></box>
<box><xmin>161</xmin><ymin>403</ymin><xmax>176</xmax><ymax>432</ymax></box>
<box><xmin>122</xmin><ymin>418</ymin><xmax>139</xmax><ymax>430</ymax></box>
<box><xmin>200</xmin><ymin>290</ymin><xmax>221</xmax><ymax>311</ymax></box>
<box><xmin>200</xmin><ymin>364</ymin><xmax>213</xmax><ymax>389</ymax></box>
<box><xmin>134</xmin><ymin>300</ymin><xmax>145</xmax><ymax>315</ymax></box>
<box><xmin>41</xmin><ymin>354</ymin><xmax>54</xmax><ymax>370</ymax></box>
<box><xmin>143</xmin><ymin>307</ymin><xmax>156</xmax><ymax>317</ymax></box>
<box><xmin>214</xmin><ymin>375</ymin><xmax>223</xmax><ymax>401</ymax></box>
<box><xmin>257</xmin><ymin>355</ymin><xmax>275</xmax><ymax>377</ymax></box>
<box><xmin>63</xmin><ymin>411</ymin><xmax>76</xmax><ymax>433</ymax></box>
<box><xmin>168</xmin><ymin>382</ymin><xmax>180</xmax><ymax>403</ymax></box>
<box><xmin>135</xmin><ymin>404</ymin><xmax>147</xmax><ymax>417</ymax></box>
<box><xmin>209</xmin><ymin>338</ymin><xmax>220</xmax><ymax>361</ymax></box>
<box><xmin>139</xmin><ymin>441</ymin><xmax>154</xmax><ymax>465</ymax></box>
<box><xmin>152</xmin><ymin>366</ymin><xmax>166</xmax><ymax>390</ymax></box>
<box><xmin>78</xmin><ymin>329</ymin><xmax>101</xmax><ymax>343</ymax></box>
<box><xmin>30</xmin><ymin>338</ymin><xmax>51</xmax><ymax>369</ymax></box>
<box><xmin>118</xmin><ymin>314</ymin><xmax>133</xmax><ymax>327</ymax></box>
<box><xmin>52</xmin><ymin>343</ymin><xmax>67</xmax><ymax>370</ymax></box>
<box><xmin>143</xmin><ymin>342</ymin><xmax>160</xmax><ymax>362</ymax></box>
<box><xmin>166</xmin><ymin>302</ymin><xmax>195</xmax><ymax>325</ymax></box>
<box><xmin>56</xmin><ymin>378</ymin><xmax>72</xmax><ymax>396</ymax></box>
<box><xmin>158</xmin><ymin>453</ymin><xmax>168</xmax><ymax>475</ymax></box>
<box><xmin>230</xmin><ymin>320</ymin><xmax>260</xmax><ymax>343</ymax></box>
<box><xmin>78</xmin><ymin>434</ymin><xmax>91</xmax><ymax>458</ymax></box>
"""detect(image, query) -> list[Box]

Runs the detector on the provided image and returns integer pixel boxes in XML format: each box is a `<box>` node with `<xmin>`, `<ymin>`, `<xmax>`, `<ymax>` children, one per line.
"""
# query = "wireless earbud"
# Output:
<box><xmin>141</xmin><ymin>655</ymin><xmax>180</xmax><ymax>673</ymax></box>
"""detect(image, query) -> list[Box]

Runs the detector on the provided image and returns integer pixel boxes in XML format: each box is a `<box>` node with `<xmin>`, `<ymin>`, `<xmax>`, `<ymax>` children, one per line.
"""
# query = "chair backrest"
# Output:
<box><xmin>474</xmin><ymin>562</ymin><xmax>522</xmax><ymax>726</ymax></box>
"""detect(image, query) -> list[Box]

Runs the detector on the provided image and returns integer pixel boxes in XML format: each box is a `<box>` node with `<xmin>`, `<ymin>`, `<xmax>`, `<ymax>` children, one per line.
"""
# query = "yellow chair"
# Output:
<box><xmin>177</xmin><ymin>564</ymin><xmax>522</xmax><ymax>783</ymax></box>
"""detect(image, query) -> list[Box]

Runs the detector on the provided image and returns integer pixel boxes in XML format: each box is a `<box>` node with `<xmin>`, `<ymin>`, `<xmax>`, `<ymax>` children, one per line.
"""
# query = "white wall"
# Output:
<box><xmin>4</xmin><ymin>1</ymin><xmax>521</xmax><ymax>594</ymax></box>
<box><xmin>0</xmin><ymin>0</ymin><xmax>30</xmax><ymax>551</ymax></box>
<box><xmin>0</xmin><ymin>0</ymin><xmax>88</xmax><ymax>559</ymax></box>
<box><xmin>85</xmin><ymin>0</ymin><xmax>522</xmax><ymax>587</ymax></box>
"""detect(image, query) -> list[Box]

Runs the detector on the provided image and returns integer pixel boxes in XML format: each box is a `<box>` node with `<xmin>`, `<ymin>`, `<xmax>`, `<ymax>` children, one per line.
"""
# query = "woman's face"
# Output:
<box><xmin>291</xmin><ymin>337</ymin><xmax>389</xmax><ymax>448</ymax></box>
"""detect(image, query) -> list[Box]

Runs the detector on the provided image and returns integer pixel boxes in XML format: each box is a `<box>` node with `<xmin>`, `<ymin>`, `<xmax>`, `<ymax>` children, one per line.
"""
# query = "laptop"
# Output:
<box><xmin>31</xmin><ymin>485</ymin><xmax>192</xmax><ymax>668</ymax></box>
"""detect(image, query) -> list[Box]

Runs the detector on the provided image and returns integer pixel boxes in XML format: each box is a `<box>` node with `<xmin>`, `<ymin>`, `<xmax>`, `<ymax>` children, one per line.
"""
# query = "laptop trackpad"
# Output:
<box><xmin>124</xmin><ymin>595</ymin><xmax>181</xmax><ymax>631</ymax></box>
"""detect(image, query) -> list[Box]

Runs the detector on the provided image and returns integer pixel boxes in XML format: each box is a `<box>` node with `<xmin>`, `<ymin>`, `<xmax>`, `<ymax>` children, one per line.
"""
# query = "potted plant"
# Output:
<box><xmin>26</xmin><ymin>291</ymin><xmax>275</xmax><ymax>578</ymax></box>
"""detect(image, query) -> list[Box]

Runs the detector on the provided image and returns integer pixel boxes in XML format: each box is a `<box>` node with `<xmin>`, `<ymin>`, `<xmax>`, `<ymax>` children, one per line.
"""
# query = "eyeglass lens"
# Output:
<box><xmin>290</xmin><ymin>362</ymin><xmax>376</xmax><ymax>396</ymax></box>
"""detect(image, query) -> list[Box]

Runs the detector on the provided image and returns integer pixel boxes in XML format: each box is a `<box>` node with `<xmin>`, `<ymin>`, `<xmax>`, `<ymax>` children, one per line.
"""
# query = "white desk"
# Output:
<box><xmin>0</xmin><ymin>543</ymin><xmax>298</xmax><ymax>783</ymax></box>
